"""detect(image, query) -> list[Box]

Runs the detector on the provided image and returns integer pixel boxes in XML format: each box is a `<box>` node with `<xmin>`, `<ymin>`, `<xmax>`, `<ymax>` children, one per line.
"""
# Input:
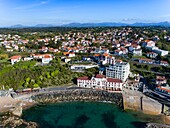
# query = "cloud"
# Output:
<box><xmin>14</xmin><ymin>1</ymin><xmax>48</xmax><ymax>10</ymax></box>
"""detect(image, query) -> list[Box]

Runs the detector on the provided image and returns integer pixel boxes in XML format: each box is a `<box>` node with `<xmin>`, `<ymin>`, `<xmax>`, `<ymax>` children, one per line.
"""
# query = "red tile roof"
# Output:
<box><xmin>63</xmin><ymin>52</ymin><xmax>69</xmax><ymax>56</ymax></box>
<box><xmin>145</xmin><ymin>40</ymin><xmax>151</xmax><ymax>43</ymax></box>
<box><xmin>94</xmin><ymin>53</ymin><xmax>100</xmax><ymax>57</ymax></box>
<box><xmin>147</xmin><ymin>52</ymin><xmax>157</xmax><ymax>54</ymax></box>
<box><xmin>43</xmin><ymin>55</ymin><xmax>51</xmax><ymax>59</ymax></box>
<box><xmin>103</xmin><ymin>53</ymin><xmax>109</xmax><ymax>57</ymax></box>
<box><xmin>139</xmin><ymin>58</ymin><xmax>153</xmax><ymax>62</ymax></box>
<box><xmin>156</xmin><ymin>76</ymin><xmax>166</xmax><ymax>80</ymax></box>
<box><xmin>161</xmin><ymin>61</ymin><xmax>168</xmax><ymax>64</ymax></box>
<box><xmin>157</xmin><ymin>86</ymin><xmax>170</xmax><ymax>93</ymax></box>
<box><xmin>107</xmin><ymin>78</ymin><xmax>122</xmax><ymax>83</ymax></box>
<box><xmin>11</xmin><ymin>55</ymin><xmax>21</xmax><ymax>60</ymax></box>
<box><xmin>96</xmin><ymin>74</ymin><xmax>105</xmax><ymax>78</ymax></box>
<box><xmin>77</xmin><ymin>76</ymin><xmax>89</xmax><ymax>80</ymax></box>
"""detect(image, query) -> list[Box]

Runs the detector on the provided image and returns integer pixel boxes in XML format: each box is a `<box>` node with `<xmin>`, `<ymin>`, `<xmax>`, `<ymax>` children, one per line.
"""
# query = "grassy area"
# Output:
<box><xmin>132</xmin><ymin>56</ymin><xmax>146</xmax><ymax>58</ymax></box>
<box><xmin>0</xmin><ymin>58</ymin><xmax>9</xmax><ymax>63</ymax></box>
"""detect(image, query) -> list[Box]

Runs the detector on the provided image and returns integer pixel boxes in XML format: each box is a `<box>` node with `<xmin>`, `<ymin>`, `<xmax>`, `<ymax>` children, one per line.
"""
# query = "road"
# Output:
<box><xmin>144</xmin><ymin>89</ymin><xmax>170</xmax><ymax>106</ymax></box>
<box><xmin>131</xmin><ymin>68</ymin><xmax>170</xmax><ymax>75</ymax></box>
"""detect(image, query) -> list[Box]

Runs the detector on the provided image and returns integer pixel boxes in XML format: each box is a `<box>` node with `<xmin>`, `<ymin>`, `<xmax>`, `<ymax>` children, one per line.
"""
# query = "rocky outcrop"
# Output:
<box><xmin>0</xmin><ymin>112</ymin><xmax>38</xmax><ymax>128</ymax></box>
<box><xmin>146</xmin><ymin>123</ymin><xmax>170</xmax><ymax>128</ymax></box>
<box><xmin>12</xmin><ymin>106</ymin><xmax>23</xmax><ymax>117</ymax></box>
<box><xmin>30</xmin><ymin>89</ymin><xmax>123</xmax><ymax>107</ymax></box>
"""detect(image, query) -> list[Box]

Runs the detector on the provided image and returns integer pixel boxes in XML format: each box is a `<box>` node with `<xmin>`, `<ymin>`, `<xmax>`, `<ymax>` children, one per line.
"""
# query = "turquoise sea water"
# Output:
<box><xmin>22</xmin><ymin>102</ymin><xmax>161</xmax><ymax>128</ymax></box>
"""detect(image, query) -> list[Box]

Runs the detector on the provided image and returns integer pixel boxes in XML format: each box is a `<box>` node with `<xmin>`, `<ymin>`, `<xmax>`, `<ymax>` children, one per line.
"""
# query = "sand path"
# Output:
<box><xmin>0</xmin><ymin>97</ymin><xmax>20</xmax><ymax>112</ymax></box>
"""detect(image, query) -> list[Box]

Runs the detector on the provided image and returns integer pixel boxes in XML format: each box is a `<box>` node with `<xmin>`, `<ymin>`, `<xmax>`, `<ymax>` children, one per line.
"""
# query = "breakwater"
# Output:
<box><xmin>29</xmin><ymin>89</ymin><xmax>123</xmax><ymax>107</ymax></box>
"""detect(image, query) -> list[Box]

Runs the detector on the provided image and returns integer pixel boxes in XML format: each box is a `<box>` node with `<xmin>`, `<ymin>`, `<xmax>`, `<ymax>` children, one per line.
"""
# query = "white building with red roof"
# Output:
<box><xmin>31</xmin><ymin>54</ymin><xmax>53</xmax><ymax>64</ymax></box>
<box><xmin>147</xmin><ymin>52</ymin><xmax>158</xmax><ymax>58</ymax></box>
<box><xmin>42</xmin><ymin>54</ymin><xmax>53</xmax><ymax>64</ymax></box>
<box><xmin>77</xmin><ymin>74</ymin><xmax>123</xmax><ymax>91</ymax></box>
<box><xmin>156</xmin><ymin>75</ymin><xmax>167</xmax><ymax>85</ymax></box>
<box><xmin>10</xmin><ymin>55</ymin><xmax>22</xmax><ymax>65</ymax></box>
<box><xmin>160</xmin><ymin>61</ymin><xmax>169</xmax><ymax>66</ymax></box>
<box><xmin>142</xmin><ymin>40</ymin><xmax>155</xmax><ymax>47</ymax></box>
<box><xmin>129</xmin><ymin>44</ymin><xmax>141</xmax><ymax>52</ymax></box>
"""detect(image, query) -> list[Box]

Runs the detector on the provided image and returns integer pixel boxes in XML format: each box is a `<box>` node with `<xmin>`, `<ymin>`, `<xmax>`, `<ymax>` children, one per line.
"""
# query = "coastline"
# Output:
<box><xmin>0</xmin><ymin>97</ymin><xmax>35</xmax><ymax>113</ymax></box>
<box><xmin>0</xmin><ymin>87</ymin><xmax>170</xmax><ymax>127</ymax></box>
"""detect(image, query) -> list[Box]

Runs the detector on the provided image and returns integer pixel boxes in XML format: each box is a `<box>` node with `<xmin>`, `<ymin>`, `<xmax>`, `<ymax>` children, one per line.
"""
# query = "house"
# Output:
<box><xmin>156</xmin><ymin>86</ymin><xmax>170</xmax><ymax>94</ymax></box>
<box><xmin>64</xmin><ymin>58</ymin><xmax>71</xmax><ymax>63</ymax></box>
<box><xmin>152</xmin><ymin>49</ymin><xmax>169</xmax><ymax>56</ymax></box>
<box><xmin>142</xmin><ymin>40</ymin><xmax>155</xmax><ymax>47</ymax></box>
<box><xmin>119</xmin><ymin>47</ymin><xmax>128</xmax><ymax>54</ymax></box>
<box><xmin>129</xmin><ymin>44</ymin><xmax>141</xmax><ymax>52</ymax></box>
<box><xmin>21</xmin><ymin>40</ymin><xmax>29</xmax><ymax>44</ymax></box>
<box><xmin>160</xmin><ymin>61</ymin><xmax>169</xmax><ymax>66</ymax></box>
<box><xmin>40</xmin><ymin>46</ymin><xmax>48</xmax><ymax>53</ymax></box>
<box><xmin>71</xmin><ymin>64</ymin><xmax>99</xmax><ymax>70</ymax></box>
<box><xmin>31</xmin><ymin>54</ymin><xmax>43</xmax><ymax>59</ymax></box>
<box><xmin>24</xmin><ymin>57</ymin><xmax>33</xmax><ymax>61</ymax></box>
<box><xmin>42</xmin><ymin>54</ymin><xmax>53</xmax><ymax>64</ymax></box>
<box><xmin>31</xmin><ymin>54</ymin><xmax>53</xmax><ymax>64</ymax></box>
<box><xmin>147</xmin><ymin>52</ymin><xmax>158</xmax><ymax>58</ymax></box>
<box><xmin>93</xmin><ymin>53</ymin><xmax>101</xmax><ymax>62</ymax></box>
<box><xmin>145</xmin><ymin>46</ymin><xmax>158</xmax><ymax>51</ymax></box>
<box><xmin>49</xmin><ymin>48</ymin><xmax>58</xmax><ymax>53</ymax></box>
<box><xmin>6</xmin><ymin>48</ymin><xmax>13</xmax><ymax>52</ymax></box>
<box><xmin>114</xmin><ymin>50</ymin><xmax>122</xmax><ymax>55</ymax></box>
<box><xmin>63</xmin><ymin>52</ymin><xmax>69</xmax><ymax>56</ymax></box>
<box><xmin>112</xmin><ymin>42</ymin><xmax>120</xmax><ymax>48</ymax></box>
<box><xmin>122</xmin><ymin>42</ymin><xmax>131</xmax><ymax>47</ymax></box>
<box><xmin>82</xmin><ymin>57</ymin><xmax>91</xmax><ymax>61</ymax></box>
<box><xmin>77</xmin><ymin>74</ymin><xmax>123</xmax><ymax>91</ymax></box>
<box><xmin>132</xmin><ymin>49</ymin><xmax>142</xmax><ymax>56</ymax></box>
<box><xmin>139</xmin><ymin>58</ymin><xmax>154</xmax><ymax>64</ymax></box>
<box><xmin>63</xmin><ymin>52</ymin><xmax>75</xmax><ymax>57</ymax></box>
<box><xmin>68</xmin><ymin>52</ymin><xmax>75</xmax><ymax>57</ymax></box>
<box><xmin>156</xmin><ymin>76</ymin><xmax>167</xmax><ymax>85</ymax></box>
<box><xmin>101</xmin><ymin>53</ymin><xmax>115</xmax><ymax>65</ymax></box>
<box><xmin>11</xmin><ymin>55</ymin><xmax>22</xmax><ymax>65</ymax></box>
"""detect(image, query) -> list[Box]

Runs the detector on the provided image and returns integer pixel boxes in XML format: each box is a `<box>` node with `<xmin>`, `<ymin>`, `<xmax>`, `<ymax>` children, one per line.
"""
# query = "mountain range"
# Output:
<box><xmin>6</xmin><ymin>21</ymin><xmax>170</xmax><ymax>28</ymax></box>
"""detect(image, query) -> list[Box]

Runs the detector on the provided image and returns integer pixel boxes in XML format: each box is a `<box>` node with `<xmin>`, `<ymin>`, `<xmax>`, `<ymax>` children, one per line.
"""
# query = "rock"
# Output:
<box><xmin>12</xmin><ymin>106</ymin><xmax>23</xmax><ymax>117</ymax></box>
<box><xmin>1</xmin><ymin>112</ymin><xmax>38</xmax><ymax>128</ymax></box>
<box><xmin>30</xmin><ymin>89</ymin><xmax>123</xmax><ymax>108</ymax></box>
<box><xmin>146</xmin><ymin>123</ymin><xmax>170</xmax><ymax>128</ymax></box>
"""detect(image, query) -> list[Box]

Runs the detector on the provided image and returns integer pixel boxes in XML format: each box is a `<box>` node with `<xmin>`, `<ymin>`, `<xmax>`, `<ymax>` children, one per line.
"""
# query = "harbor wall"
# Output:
<box><xmin>123</xmin><ymin>93</ymin><xmax>169</xmax><ymax>115</ymax></box>
<box><xmin>25</xmin><ymin>89</ymin><xmax>123</xmax><ymax>107</ymax></box>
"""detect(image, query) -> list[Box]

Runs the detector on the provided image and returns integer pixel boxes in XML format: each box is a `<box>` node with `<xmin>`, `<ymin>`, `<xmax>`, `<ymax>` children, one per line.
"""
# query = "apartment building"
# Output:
<box><xmin>106</xmin><ymin>62</ymin><xmax>130</xmax><ymax>82</ymax></box>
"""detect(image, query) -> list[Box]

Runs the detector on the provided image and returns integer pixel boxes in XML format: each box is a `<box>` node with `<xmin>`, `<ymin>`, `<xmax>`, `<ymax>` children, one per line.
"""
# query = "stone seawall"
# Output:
<box><xmin>123</xmin><ymin>92</ymin><xmax>169</xmax><ymax>115</ymax></box>
<box><xmin>123</xmin><ymin>94</ymin><xmax>162</xmax><ymax>115</ymax></box>
<box><xmin>29</xmin><ymin>89</ymin><xmax>123</xmax><ymax>107</ymax></box>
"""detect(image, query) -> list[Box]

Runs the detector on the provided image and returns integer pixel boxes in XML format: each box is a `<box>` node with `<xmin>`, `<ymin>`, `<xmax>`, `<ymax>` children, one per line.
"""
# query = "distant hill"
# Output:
<box><xmin>63</xmin><ymin>22</ymin><xmax>170</xmax><ymax>27</ymax></box>
<box><xmin>131</xmin><ymin>21</ymin><xmax>170</xmax><ymax>27</ymax></box>
<box><xmin>34</xmin><ymin>24</ymin><xmax>54</xmax><ymax>27</ymax></box>
<box><xmin>10</xmin><ymin>24</ymin><xmax>26</xmax><ymax>28</ymax></box>
<box><xmin>62</xmin><ymin>22</ymin><xmax>128</xmax><ymax>27</ymax></box>
<box><xmin>6</xmin><ymin>21</ymin><xmax>170</xmax><ymax>28</ymax></box>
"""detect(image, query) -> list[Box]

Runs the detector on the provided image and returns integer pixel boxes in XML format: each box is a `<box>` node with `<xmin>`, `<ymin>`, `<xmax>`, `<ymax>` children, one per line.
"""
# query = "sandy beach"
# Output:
<box><xmin>0</xmin><ymin>97</ymin><xmax>34</xmax><ymax>113</ymax></box>
<box><xmin>0</xmin><ymin>97</ymin><xmax>20</xmax><ymax>112</ymax></box>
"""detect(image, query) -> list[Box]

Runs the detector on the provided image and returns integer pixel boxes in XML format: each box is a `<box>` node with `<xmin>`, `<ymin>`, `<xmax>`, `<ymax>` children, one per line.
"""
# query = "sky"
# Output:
<box><xmin>0</xmin><ymin>0</ymin><xmax>170</xmax><ymax>26</ymax></box>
